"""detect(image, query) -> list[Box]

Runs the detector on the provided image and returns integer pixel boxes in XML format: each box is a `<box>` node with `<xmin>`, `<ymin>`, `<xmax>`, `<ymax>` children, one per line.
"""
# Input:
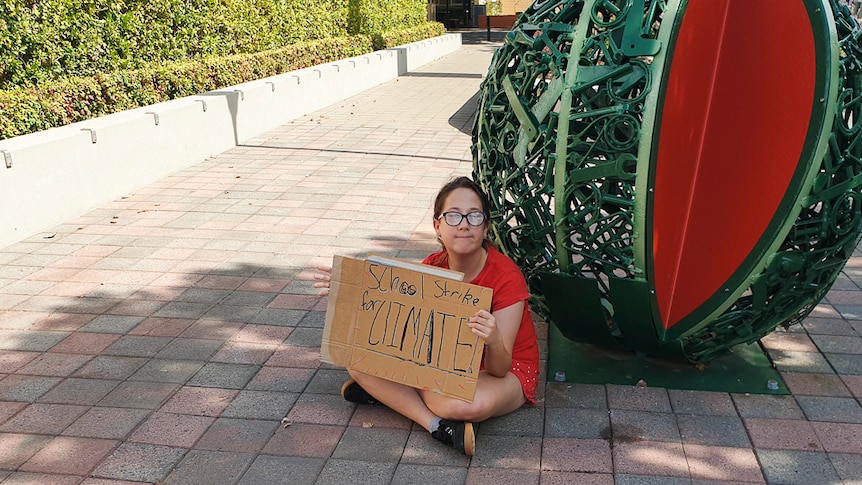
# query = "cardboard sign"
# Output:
<box><xmin>321</xmin><ymin>255</ymin><xmax>492</xmax><ymax>402</ymax></box>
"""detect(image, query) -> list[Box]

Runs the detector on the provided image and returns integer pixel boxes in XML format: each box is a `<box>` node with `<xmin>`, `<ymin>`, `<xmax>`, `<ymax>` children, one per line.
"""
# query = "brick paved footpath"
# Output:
<box><xmin>1</xmin><ymin>32</ymin><xmax>861</xmax><ymax>485</ymax></box>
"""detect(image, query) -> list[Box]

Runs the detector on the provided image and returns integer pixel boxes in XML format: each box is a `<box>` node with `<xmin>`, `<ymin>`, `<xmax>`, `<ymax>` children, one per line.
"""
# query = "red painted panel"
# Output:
<box><xmin>652</xmin><ymin>0</ymin><xmax>816</xmax><ymax>330</ymax></box>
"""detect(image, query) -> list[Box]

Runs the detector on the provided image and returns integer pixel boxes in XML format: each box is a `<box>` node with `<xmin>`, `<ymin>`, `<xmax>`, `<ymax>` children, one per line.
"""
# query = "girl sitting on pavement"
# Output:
<box><xmin>314</xmin><ymin>176</ymin><xmax>540</xmax><ymax>456</ymax></box>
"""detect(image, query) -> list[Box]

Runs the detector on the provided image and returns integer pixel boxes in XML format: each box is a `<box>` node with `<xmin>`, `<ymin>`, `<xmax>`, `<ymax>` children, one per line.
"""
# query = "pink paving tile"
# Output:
<box><xmin>810</xmin><ymin>334</ymin><xmax>862</xmax><ymax>354</ymax></box>
<box><xmin>98</xmin><ymin>381</ymin><xmax>179</xmax><ymax>409</ymax></box>
<box><xmin>19</xmin><ymin>436</ymin><xmax>119</xmax><ymax>475</ymax></box>
<box><xmin>744</xmin><ymin>418</ymin><xmax>823</xmax><ymax>451</ymax></box>
<box><xmin>802</xmin><ymin>317</ymin><xmax>858</xmax><ymax>336</ymax></box>
<box><xmin>128</xmin><ymin>286</ymin><xmax>185</xmax><ymax>301</ymax></box>
<box><xmin>63</xmin><ymin>407</ymin><xmax>151</xmax><ymax>439</ymax></box>
<box><xmin>780</xmin><ymin>372</ymin><xmax>852</xmax><ymax>397</ymax></box>
<box><xmin>106</xmin><ymin>270</ymin><xmax>162</xmax><ymax>287</ymax></box>
<box><xmin>149</xmin><ymin>272</ymin><xmax>203</xmax><ymax>288</ymax></box>
<box><xmin>238</xmin><ymin>278</ymin><xmax>290</xmax><ymax>293</ymax></box>
<box><xmin>148</xmin><ymin>247</ymin><xmax>198</xmax><ymax>260</ymax></box>
<box><xmin>841</xmin><ymin>374</ymin><xmax>862</xmax><ymax>399</ymax></box>
<box><xmin>160</xmin><ymin>386</ymin><xmax>239</xmax><ymax>416</ymax></box>
<box><xmin>668</xmin><ymin>389</ymin><xmax>737</xmax><ymax>416</ymax></box>
<box><xmin>211</xmin><ymin>341</ymin><xmax>277</xmax><ymax>365</ymax></box>
<box><xmin>179</xmin><ymin>319</ymin><xmax>243</xmax><ymax>341</ymax></box>
<box><xmin>0</xmin><ymin>351</ymin><xmax>40</xmax><ymax>373</ymax></box>
<box><xmin>49</xmin><ymin>333</ymin><xmax>121</xmax><ymax>355</ymax></box>
<box><xmin>246</xmin><ymin>366</ymin><xmax>315</xmax><ymax>392</ymax></box>
<box><xmin>199</xmin><ymin>221</ymin><xmax>240</xmax><ymax>231</ymax></box>
<box><xmin>230</xmin><ymin>325</ymin><xmax>293</xmax><ymax>345</ymax></box>
<box><xmin>189</xmin><ymin>247</ymin><xmax>241</xmax><ymax>262</ymax></box>
<box><xmin>37</xmin><ymin>377</ymin><xmax>120</xmax><ymax>405</ymax></box>
<box><xmin>128</xmin><ymin>411</ymin><xmax>214</xmax><ymax>447</ymax></box>
<box><xmin>541</xmin><ymin>438</ymin><xmax>613</xmax><ymax>473</ymax></box>
<box><xmin>2</xmin><ymin>472</ymin><xmax>84</xmax><ymax>484</ymax></box>
<box><xmin>465</xmin><ymin>467</ymin><xmax>539</xmax><ymax>484</ymax></box>
<box><xmin>607</xmin><ymin>384</ymin><xmax>671</xmax><ymax>412</ymax></box>
<box><xmin>262</xmin><ymin>423</ymin><xmax>344</xmax><ymax>457</ymax></box>
<box><xmin>234</xmin><ymin>221</ymin><xmax>279</xmax><ymax>232</ymax></box>
<box><xmin>51</xmin><ymin>254</ymin><xmax>103</xmax><ymax>269</ymax></box>
<box><xmin>194</xmin><ymin>275</ymin><xmax>247</xmax><ymax>290</ymax></box>
<box><xmin>0</xmin><ymin>401</ymin><xmax>27</xmax><ymax>425</ymax></box>
<box><xmin>0</xmin><ymin>433</ymin><xmax>53</xmax><ymax>469</ymax></box>
<box><xmin>812</xmin><ymin>422</ymin><xmax>862</xmax><ymax>454</ymax></box>
<box><xmin>0</xmin><ymin>403</ymin><xmax>89</xmax><ymax>434</ymax></box>
<box><xmin>39</xmin><ymin>281</ymin><xmax>102</xmax><ymax>297</ymax></box>
<box><xmin>612</xmin><ymin>441</ymin><xmax>689</xmax><ymax>478</ymax></box>
<box><xmin>195</xmin><ymin>417</ymin><xmax>279</xmax><ymax>452</ymax></box>
<box><xmin>106</xmin><ymin>299</ymin><xmax>166</xmax><ymax>317</ymax></box>
<box><xmin>81</xmin><ymin>478</ymin><xmax>149</xmax><ymax>485</ymax></box>
<box><xmin>539</xmin><ymin>471</ymin><xmax>614</xmax><ymax>485</ymax></box>
<box><xmin>759</xmin><ymin>331</ymin><xmax>819</xmax><ymax>352</ymax></box>
<box><xmin>684</xmin><ymin>444</ymin><xmax>765</xmax><ymax>482</ymax></box>
<box><xmin>267</xmin><ymin>294</ymin><xmax>321</xmax><ymax>310</ymax></box>
<box><xmin>128</xmin><ymin>317</ymin><xmax>195</xmax><ymax>337</ymax></box>
<box><xmin>15</xmin><ymin>353</ymin><xmax>93</xmax><ymax>377</ymax></box>
<box><xmin>0</xmin><ymin>311</ymin><xmax>49</xmax><ymax>330</ymax></box>
<box><xmin>72</xmin><ymin>245</ymin><xmax>120</xmax><ymax>258</ymax></box>
<box><xmin>66</xmin><ymin>268</ymin><xmax>120</xmax><ymax>284</ymax></box>
<box><xmin>30</xmin><ymin>313</ymin><xmax>97</xmax><ymax>332</ymax></box>
<box><xmin>348</xmin><ymin>404</ymin><xmax>414</xmax><ymax>430</ymax></box>
<box><xmin>24</xmin><ymin>267</ymin><xmax>82</xmax><ymax>282</ymax></box>
<box><xmin>825</xmin><ymin>289</ymin><xmax>862</xmax><ymax>304</ymax></box>
<box><xmin>265</xmin><ymin>345</ymin><xmax>321</xmax><ymax>368</ymax></box>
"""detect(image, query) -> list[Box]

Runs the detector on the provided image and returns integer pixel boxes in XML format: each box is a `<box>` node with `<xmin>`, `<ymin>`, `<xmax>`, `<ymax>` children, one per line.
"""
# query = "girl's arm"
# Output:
<box><xmin>468</xmin><ymin>301</ymin><xmax>524</xmax><ymax>377</ymax></box>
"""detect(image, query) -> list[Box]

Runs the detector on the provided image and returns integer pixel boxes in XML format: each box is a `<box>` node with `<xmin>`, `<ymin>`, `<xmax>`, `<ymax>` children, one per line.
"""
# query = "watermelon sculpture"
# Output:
<box><xmin>472</xmin><ymin>0</ymin><xmax>862</xmax><ymax>363</ymax></box>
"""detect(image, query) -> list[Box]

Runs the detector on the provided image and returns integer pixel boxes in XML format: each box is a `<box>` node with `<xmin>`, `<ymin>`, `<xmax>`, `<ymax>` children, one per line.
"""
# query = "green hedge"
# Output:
<box><xmin>373</xmin><ymin>21</ymin><xmax>446</xmax><ymax>50</ymax></box>
<box><xmin>0</xmin><ymin>0</ymin><xmax>442</xmax><ymax>139</ymax></box>
<box><xmin>0</xmin><ymin>35</ymin><xmax>375</xmax><ymax>139</ymax></box>
<box><xmin>348</xmin><ymin>0</ymin><xmax>428</xmax><ymax>38</ymax></box>
<box><xmin>0</xmin><ymin>0</ymin><xmax>352</xmax><ymax>89</ymax></box>
<box><xmin>0</xmin><ymin>0</ymin><xmax>431</xmax><ymax>90</ymax></box>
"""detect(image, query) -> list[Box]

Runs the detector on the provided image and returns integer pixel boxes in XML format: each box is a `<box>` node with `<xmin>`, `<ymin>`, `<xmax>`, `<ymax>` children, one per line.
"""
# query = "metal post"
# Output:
<box><xmin>487</xmin><ymin>14</ymin><xmax>491</xmax><ymax>41</ymax></box>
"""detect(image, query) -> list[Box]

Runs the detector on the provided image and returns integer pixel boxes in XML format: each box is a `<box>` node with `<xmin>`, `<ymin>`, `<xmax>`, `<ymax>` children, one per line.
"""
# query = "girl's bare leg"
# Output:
<box><xmin>421</xmin><ymin>372</ymin><xmax>526</xmax><ymax>423</ymax></box>
<box><xmin>348</xmin><ymin>369</ymin><xmax>437</xmax><ymax>431</ymax></box>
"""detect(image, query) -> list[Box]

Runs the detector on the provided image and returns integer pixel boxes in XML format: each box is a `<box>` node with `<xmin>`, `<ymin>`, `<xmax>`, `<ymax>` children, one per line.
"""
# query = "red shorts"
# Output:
<box><xmin>510</xmin><ymin>359</ymin><xmax>539</xmax><ymax>405</ymax></box>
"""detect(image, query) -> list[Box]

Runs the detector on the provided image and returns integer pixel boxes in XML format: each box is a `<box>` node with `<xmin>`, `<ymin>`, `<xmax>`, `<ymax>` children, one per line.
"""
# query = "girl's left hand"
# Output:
<box><xmin>468</xmin><ymin>309</ymin><xmax>502</xmax><ymax>349</ymax></box>
<box><xmin>313</xmin><ymin>265</ymin><xmax>332</xmax><ymax>296</ymax></box>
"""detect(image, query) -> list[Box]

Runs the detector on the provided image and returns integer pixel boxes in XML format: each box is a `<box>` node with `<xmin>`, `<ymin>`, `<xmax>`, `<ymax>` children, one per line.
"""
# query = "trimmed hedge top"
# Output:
<box><xmin>0</xmin><ymin>0</ymin><xmax>428</xmax><ymax>89</ymax></box>
<box><xmin>0</xmin><ymin>0</ymin><xmax>440</xmax><ymax>139</ymax></box>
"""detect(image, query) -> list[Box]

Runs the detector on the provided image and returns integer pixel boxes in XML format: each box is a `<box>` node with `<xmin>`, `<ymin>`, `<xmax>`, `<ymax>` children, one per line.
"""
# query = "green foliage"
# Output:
<box><xmin>0</xmin><ymin>0</ymin><xmax>350</xmax><ymax>89</ymax></box>
<box><xmin>0</xmin><ymin>36</ymin><xmax>373</xmax><ymax>139</ymax></box>
<box><xmin>0</xmin><ymin>0</ymin><xmax>441</xmax><ymax>139</ymax></box>
<box><xmin>348</xmin><ymin>0</ymin><xmax>428</xmax><ymax>37</ymax></box>
<box><xmin>372</xmin><ymin>21</ymin><xmax>446</xmax><ymax>50</ymax></box>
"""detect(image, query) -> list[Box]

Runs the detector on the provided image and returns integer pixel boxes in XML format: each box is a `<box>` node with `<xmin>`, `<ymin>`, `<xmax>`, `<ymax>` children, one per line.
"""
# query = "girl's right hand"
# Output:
<box><xmin>313</xmin><ymin>265</ymin><xmax>332</xmax><ymax>296</ymax></box>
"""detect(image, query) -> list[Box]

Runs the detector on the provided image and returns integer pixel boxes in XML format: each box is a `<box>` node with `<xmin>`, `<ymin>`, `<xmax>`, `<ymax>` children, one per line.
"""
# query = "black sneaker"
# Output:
<box><xmin>431</xmin><ymin>419</ymin><xmax>475</xmax><ymax>456</ymax></box>
<box><xmin>340</xmin><ymin>378</ymin><xmax>377</xmax><ymax>404</ymax></box>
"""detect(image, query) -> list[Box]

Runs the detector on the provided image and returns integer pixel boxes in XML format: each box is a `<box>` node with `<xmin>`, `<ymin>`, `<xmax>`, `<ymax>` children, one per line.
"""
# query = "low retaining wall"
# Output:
<box><xmin>0</xmin><ymin>33</ymin><xmax>462</xmax><ymax>250</ymax></box>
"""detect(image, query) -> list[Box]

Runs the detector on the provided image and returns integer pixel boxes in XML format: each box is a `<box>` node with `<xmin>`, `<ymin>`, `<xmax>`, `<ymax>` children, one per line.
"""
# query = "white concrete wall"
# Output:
<box><xmin>0</xmin><ymin>34</ymin><xmax>461</xmax><ymax>249</ymax></box>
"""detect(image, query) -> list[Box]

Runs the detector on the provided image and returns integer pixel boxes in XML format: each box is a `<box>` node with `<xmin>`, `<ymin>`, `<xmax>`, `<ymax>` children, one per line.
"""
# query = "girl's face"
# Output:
<box><xmin>434</xmin><ymin>187</ymin><xmax>489</xmax><ymax>256</ymax></box>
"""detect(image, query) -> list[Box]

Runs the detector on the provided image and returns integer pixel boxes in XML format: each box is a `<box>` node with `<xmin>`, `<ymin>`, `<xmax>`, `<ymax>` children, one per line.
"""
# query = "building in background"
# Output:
<box><xmin>430</xmin><ymin>0</ymin><xmax>531</xmax><ymax>28</ymax></box>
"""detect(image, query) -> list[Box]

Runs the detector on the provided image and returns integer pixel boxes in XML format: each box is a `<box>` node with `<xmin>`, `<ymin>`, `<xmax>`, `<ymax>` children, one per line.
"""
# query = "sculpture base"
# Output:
<box><xmin>547</xmin><ymin>325</ymin><xmax>787</xmax><ymax>395</ymax></box>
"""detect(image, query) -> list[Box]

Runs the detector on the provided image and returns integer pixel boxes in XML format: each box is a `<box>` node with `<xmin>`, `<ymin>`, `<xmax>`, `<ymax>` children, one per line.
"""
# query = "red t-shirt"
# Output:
<box><xmin>423</xmin><ymin>246</ymin><xmax>540</xmax><ymax>403</ymax></box>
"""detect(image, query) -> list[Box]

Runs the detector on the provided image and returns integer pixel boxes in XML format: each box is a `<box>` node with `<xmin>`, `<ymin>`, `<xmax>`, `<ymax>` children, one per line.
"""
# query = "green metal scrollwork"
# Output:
<box><xmin>472</xmin><ymin>0</ymin><xmax>862</xmax><ymax>363</ymax></box>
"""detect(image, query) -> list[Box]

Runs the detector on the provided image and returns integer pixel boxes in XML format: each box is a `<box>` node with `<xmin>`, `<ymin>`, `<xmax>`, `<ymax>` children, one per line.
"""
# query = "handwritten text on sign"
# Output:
<box><xmin>354</xmin><ymin>262</ymin><xmax>489</xmax><ymax>376</ymax></box>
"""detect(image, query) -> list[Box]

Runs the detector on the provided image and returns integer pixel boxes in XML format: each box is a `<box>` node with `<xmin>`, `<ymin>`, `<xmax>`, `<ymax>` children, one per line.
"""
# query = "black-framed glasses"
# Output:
<box><xmin>438</xmin><ymin>211</ymin><xmax>486</xmax><ymax>227</ymax></box>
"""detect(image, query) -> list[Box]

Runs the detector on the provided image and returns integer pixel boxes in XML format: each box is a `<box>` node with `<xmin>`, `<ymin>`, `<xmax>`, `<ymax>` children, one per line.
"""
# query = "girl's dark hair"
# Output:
<box><xmin>433</xmin><ymin>176</ymin><xmax>491</xmax><ymax>220</ymax></box>
<box><xmin>433</xmin><ymin>176</ymin><xmax>496</xmax><ymax>249</ymax></box>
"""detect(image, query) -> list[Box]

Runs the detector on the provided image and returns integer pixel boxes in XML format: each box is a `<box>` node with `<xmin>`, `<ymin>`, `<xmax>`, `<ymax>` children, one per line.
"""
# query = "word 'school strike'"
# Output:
<box><xmin>357</xmin><ymin>262</ymin><xmax>488</xmax><ymax>375</ymax></box>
